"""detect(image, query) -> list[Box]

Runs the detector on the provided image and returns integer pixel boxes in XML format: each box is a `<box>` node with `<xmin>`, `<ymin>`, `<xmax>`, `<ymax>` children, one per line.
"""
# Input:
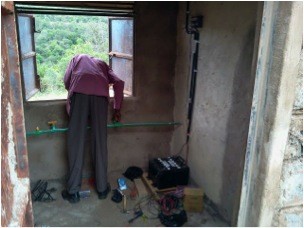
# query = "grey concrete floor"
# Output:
<box><xmin>32</xmin><ymin>172</ymin><xmax>228</xmax><ymax>227</ymax></box>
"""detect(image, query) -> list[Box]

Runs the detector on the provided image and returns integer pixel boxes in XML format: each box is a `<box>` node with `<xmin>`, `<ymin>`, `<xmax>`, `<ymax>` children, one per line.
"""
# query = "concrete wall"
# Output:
<box><xmin>237</xmin><ymin>2</ymin><xmax>303</xmax><ymax>226</ymax></box>
<box><xmin>24</xmin><ymin>2</ymin><xmax>177</xmax><ymax>182</ymax></box>
<box><xmin>272</xmin><ymin>49</ymin><xmax>303</xmax><ymax>227</ymax></box>
<box><xmin>171</xmin><ymin>2</ymin><xmax>258</xmax><ymax>223</ymax></box>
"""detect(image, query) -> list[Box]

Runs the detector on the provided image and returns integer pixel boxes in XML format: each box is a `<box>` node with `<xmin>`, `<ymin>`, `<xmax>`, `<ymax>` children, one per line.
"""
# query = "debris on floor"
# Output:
<box><xmin>31</xmin><ymin>156</ymin><xmax>229</xmax><ymax>227</ymax></box>
<box><xmin>31</xmin><ymin>176</ymin><xmax>228</xmax><ymax>227</ymax></box>
<box><xmin>31</xmin><ymin>180</ymin><xmax>56</xmax><ymax>202</ymax></box>
<box><xmin>106</xmin><ymin>156</ymin><xmax>192</xmax><ymax>226</ymax></box>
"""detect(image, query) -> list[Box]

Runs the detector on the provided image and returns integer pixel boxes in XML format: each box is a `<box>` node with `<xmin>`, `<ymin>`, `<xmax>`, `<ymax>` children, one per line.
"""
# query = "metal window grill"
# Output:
<box><xmin>14</xmin><ymin>1</ymin><xmax>135</xmax><ymax>17</ymax></box>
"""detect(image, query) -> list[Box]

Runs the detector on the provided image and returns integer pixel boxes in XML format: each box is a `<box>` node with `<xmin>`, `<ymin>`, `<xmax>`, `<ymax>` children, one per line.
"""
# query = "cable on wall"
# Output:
<box><xmin>185</xmin><ymin>2</ymin><xmax>203</xmax><ymax>163</ymax></box>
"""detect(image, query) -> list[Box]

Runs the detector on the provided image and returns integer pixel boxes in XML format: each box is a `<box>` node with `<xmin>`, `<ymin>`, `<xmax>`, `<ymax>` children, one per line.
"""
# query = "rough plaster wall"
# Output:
<box><xmin>4</xmin><ymin>104</ymin><xmax>30</xmax><ymax>226</ymax></box>
<box><xmin>25</xmin><ymin>102</ymin><xmax>69</xmax><ymax>180</ymax></box>
<box><xmin>238</xmin><ymin>2</ymin><xmax>303</xmax><ymax>226</ymax></box>
<box><xmin>24</xmin><ymin>2</ymin><xmax>177</xmax><ymax>182</ymax></box>
<box><xmin>272</xmin><ymin>49</ymin><xmax>303</xmax><ymax>227</ymax></box>
<box><xmin>171</xmin><ymin>2</ymin><xmax>258</xmax><ymax>223</ymax></box>
<box><xmin>170</xmin><ymin>3</ymin><xmax>191</xmax><ymax>158</ymax></box>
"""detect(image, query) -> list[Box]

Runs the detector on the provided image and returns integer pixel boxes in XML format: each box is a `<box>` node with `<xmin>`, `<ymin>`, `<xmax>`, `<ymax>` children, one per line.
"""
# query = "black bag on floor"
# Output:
<box><xmin>123</xmin><ymin>166</ymin><xmax>143</xmax><ymax>181</ymax></box>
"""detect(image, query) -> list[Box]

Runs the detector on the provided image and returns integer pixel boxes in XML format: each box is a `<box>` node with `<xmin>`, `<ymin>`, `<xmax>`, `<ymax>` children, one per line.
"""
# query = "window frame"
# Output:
<box><xmin>14</xmin><ymin>3</ymin><xmax>136</xmax><ymax>103</ymax></box>
<box><xmin>16</xmin><ymin>13</ymin><xmax>41</xmax><ymax>102</ymax></box>
<box><xmin>109</xmin><ymin>17</ymin><xmax>134</xmax><ymax>97</ymax></box>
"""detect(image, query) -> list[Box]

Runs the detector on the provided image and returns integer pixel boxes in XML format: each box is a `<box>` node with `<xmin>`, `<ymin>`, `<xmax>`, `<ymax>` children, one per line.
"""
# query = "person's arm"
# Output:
<box><xmin>107</xmin><ymin>65</ymin><xmax>125</xmax><ymax>122</ymax></box>
<box><xmin>63</xmin><ymin>58</ymin><xmax>75</xmax><ymax>90</ymax></box>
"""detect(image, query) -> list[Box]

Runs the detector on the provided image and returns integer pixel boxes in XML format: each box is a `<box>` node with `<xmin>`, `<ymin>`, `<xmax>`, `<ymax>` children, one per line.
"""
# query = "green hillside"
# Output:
<box><xmin>33</xmin><ymin>15</ymin><xmax>109</xmax><ymax>99</ymax></box>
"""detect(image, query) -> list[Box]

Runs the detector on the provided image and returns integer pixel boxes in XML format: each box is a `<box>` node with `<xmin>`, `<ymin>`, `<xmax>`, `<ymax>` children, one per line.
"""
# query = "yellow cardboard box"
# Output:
<box><xmin>183</xmin><ymin>187</ymin><xmax>204</xmax><ymax>212</ymax></box>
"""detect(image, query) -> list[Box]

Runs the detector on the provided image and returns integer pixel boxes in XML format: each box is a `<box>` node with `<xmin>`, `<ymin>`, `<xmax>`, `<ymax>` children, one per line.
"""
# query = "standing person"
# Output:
<box><xmin>62</xmin><ymin>54</ymin><xmax>124</xmax><ymax>203</ymax></box>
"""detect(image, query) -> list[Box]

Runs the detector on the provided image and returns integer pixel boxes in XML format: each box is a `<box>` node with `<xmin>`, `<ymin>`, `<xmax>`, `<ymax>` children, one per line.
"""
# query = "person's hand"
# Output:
<box><xmin>112</xmin><ymin>109</ymin><xmax>121</xmax><ymax>123</ymax></box>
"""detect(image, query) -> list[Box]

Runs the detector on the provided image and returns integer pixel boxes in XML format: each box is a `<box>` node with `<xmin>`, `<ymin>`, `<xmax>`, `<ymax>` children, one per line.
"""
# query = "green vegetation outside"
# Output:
<box><xmin>30</xmin><ymin>15</ymin><xmax>109</xmax><ymax>101</ymax></box>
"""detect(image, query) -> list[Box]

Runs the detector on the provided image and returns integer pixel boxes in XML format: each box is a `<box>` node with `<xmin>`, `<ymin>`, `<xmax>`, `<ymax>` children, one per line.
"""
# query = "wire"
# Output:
<box><xmin>116</xmin><ymin>194</ymin><xmax>149</xmax><ymax>213</ymax></box>
<box><xmin>131</xmin><ymin>195</ymin><xmax>160</xmax><ymax>220</ymax></box>
<box><xmin>176</xmin><ymin>141</ymin><xmax>188</xmax><ymax>156</ymax></box>
<box><xmin>159</xmin><ymin>194</ymin><xmax>180</xmax><ymax>215</ymax></box>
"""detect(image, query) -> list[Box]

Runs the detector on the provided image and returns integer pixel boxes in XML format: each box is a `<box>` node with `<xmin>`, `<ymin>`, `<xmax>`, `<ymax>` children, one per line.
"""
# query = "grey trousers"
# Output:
<box><xmin>67</xmin><ymin>93</ymin><xmax>108</xmax><ymax>194</ymax></box>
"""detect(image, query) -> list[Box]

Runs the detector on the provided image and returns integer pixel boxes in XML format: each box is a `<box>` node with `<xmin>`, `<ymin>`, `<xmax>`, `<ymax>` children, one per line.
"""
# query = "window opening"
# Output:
<box><xmin>17</xmin><ymin>13</ymin><xmax>134</xmax><ymax>101</ymax></box>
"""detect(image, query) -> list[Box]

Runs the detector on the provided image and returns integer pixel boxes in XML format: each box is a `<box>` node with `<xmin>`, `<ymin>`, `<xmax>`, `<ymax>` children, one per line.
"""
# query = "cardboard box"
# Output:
<box><xmin>183</xmin><ymin>187</ymin><xmax>204</xmax><ymax>212</ymax></box>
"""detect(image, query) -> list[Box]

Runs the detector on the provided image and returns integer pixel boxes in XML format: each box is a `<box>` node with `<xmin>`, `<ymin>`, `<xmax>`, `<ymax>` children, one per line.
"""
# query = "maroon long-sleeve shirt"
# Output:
<box><xmin>64</xmin><ymin>54</ymin><xmax>124</xmax><ymax>115</ymax></box>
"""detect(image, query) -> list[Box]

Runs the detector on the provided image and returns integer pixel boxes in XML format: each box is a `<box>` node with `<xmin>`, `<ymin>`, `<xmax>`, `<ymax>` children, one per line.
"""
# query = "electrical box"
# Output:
<box><xmin>191</xmin><ymin>16</ymin><xmax>203</xmax><ymax>29</ymax></box>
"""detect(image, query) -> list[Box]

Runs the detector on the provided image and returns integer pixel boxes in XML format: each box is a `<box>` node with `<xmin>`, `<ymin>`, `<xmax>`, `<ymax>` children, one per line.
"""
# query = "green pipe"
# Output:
<box><xmin>26</xmin><ymin>122</ymin><xmax>182</xmax><ymax>136</ymax></box>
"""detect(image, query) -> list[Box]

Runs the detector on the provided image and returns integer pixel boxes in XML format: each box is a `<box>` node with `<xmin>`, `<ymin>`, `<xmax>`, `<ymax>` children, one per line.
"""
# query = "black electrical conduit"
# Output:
<box><xmin>186</xmin><ymin>33</ymin><xmax>200</xmax><ymax>143</ymax></box>
<box><xmin>185</xmin><ymin>2</ymin><xmax>202</xmax><ymax>163</ymax></box>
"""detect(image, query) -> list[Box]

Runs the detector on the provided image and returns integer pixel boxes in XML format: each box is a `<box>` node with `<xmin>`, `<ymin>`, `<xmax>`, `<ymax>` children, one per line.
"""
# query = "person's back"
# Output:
<box><xmin>72</xmin><ymin>54</ymin><xmax>106</xmax><ymax>76</ymax></box>
<box><xmin>64</xmin><ymin>54</ymin><xmax>124</xmax><ymax>114</ymax></box>
<box><xmin>66</xmin><ymin>54</ymin><xmax>110</xmax><ymax>97</ymax></box>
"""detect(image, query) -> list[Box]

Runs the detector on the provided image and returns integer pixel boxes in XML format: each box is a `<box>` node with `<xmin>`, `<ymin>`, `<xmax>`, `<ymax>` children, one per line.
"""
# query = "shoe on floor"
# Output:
<box><xmin>61</xmin><ymin>190</ymin><xmax>80</xmax><ymax>203</ymax></box>
<box><xmin>98</xmin><ymin>184</ymin><xmax>111</xmax><ymax>199</ymax></box>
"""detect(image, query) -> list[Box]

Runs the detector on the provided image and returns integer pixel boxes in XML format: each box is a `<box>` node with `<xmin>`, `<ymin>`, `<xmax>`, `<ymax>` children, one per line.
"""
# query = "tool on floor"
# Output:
<box><xmin>79</xmin><ymin>190</ymin><xmax>90</xmax><ymax>198</ymax></box>
<box><xmin>122</xmin><ymin>193</ymin><xmax>127</xmax><ymax>213</ymax></box>
<box><xmin>128</xmin><ymin>208</ymin><xmax>143</xmax><ymax>224</ymax></box>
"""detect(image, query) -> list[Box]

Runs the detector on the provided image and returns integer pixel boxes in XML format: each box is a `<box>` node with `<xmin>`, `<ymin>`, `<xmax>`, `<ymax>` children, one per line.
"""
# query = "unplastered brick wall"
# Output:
<box><xmin>272</xmin><ymin>49</ymin><xmax>303</xmax><ymax>227</ymax></box>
